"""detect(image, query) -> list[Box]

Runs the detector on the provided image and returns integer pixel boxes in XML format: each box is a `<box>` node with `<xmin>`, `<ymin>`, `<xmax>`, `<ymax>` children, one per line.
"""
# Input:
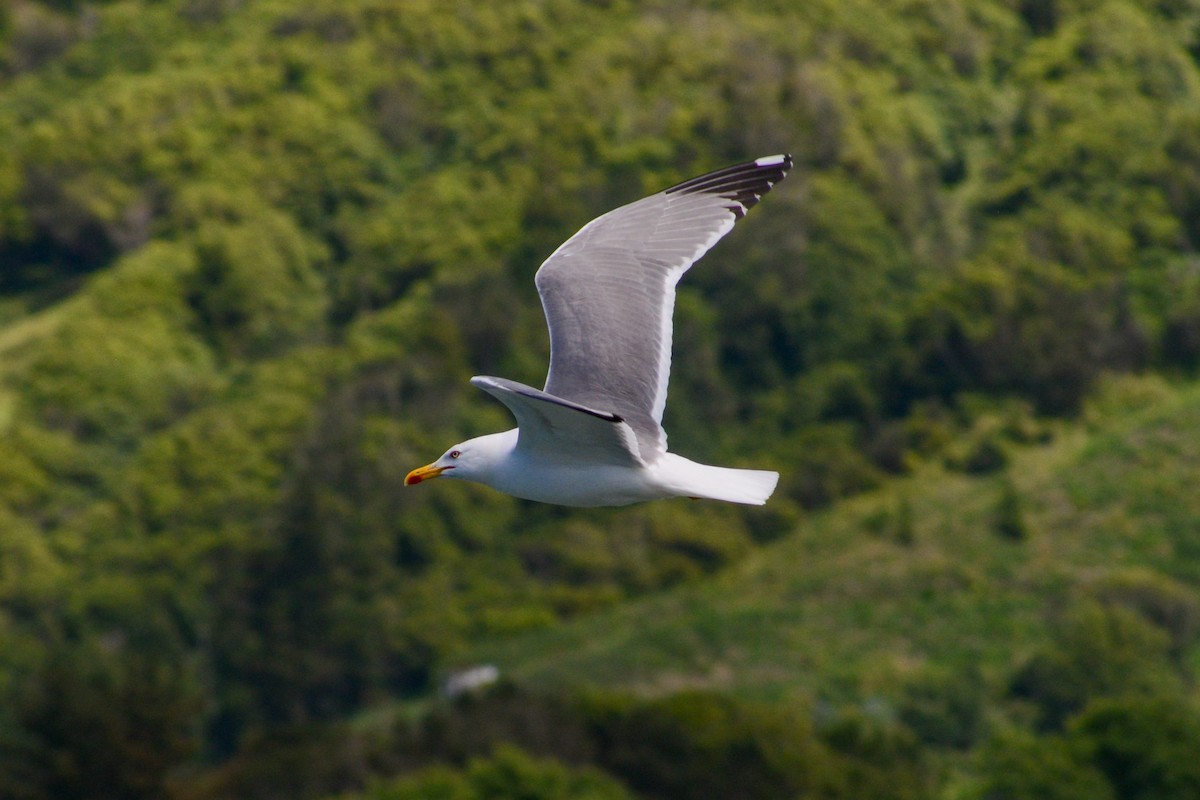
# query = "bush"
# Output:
<box><xmin>0</xmin><ymin>646</ymin><xmax>198</xmax><ymax>800</ymax></box>
<box><xmin>1087</xmin><ymin>568</ymin><xmax>1200</xmax><ymax>658</ymax></box>
<box><xmin>947</xmin><ymin>432</ymin><xmax>1008</xmax><ymax>475</ymax></box>
<box><xmin>903</xmin><ymin>260</ymin><xmax>1148</xmax><ymax>415</ymax></box>
<box><xmin>2</xmin><ymin>2</ymin><xmax>78</xmax><ymax>75</ymax></box>
<box><xmin>186</xmin><ymin>211</ymin><xmax>329</xmax><ymax>358</ymax></box>
<box><xmin>779</xmin><ymin>424</ymin><xmax>883</xmax><ymax>509</ymax></box>
<box><xmin>354</xmin><ymin>746</ymin><xmax>633</xmax><ymax>800</ymax></box>
<box><xmin>973</xmin><ymin>729</ymin><xmax>1115</xmax><ymax>800</ymax></box>
<box><xmin>1008</xmin><ymin>600</ymin><xmax>1182</xmax><ymax>730</ymax></box>
<box><xmin>817</xmin><ymin>706</ymin><xmax>931</xmax><ymax>800</ymax></box>
<box><xmin>1069</xmin><ymin>695</ymin><xmax>1200</xmax><ymax>800</ymax></box>
<box><xmin>21</xmin><ymin>243</ymin><xmax>218</xmax><ymax>445</ymax></box>
<box><xmin>585</xmin><ymin>692</ymin><xmax>838</xmax><ymax>800</ymax></box>
<box><xmin>993</xmin><ymin>474</ymin><xmax>1028</xmax><ymax>541</ymax></box>
<box><xmin>897</xmin><ymin>665</ymin><xmax>985</xmax><ymax>749</ymax></box>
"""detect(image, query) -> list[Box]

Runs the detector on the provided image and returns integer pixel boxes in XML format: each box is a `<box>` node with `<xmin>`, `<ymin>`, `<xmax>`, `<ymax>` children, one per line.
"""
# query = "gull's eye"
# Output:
<box><xmin>449</xmin><ymin>450</ymin><xmax>462</xmax><ymax>459</ymax></box>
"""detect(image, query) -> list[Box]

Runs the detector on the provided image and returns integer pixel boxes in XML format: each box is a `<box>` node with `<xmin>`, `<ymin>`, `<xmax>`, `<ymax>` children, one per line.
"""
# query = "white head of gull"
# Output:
<box><xmin>406</xmin><ymin>155</ymin><xmax>792</xmax><ymax>506</ymax></box>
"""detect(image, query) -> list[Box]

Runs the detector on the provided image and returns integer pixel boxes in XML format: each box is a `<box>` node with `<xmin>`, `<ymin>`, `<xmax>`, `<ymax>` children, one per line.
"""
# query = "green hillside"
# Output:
<box><xmin>281</xmin><ymin>377</ymin><xmax>1200</xmax><ymax>800</ymax></box>
<box><xmin>404</xmin><ymin>376</ymin><xmax>1199</xmax><ymax>800</ymax></box>
<box><xmin>467</xmin><ymin>375</ymin><xmax>1200</xmax><ymax>703</ymax></box>
<box><xmin>2</xmin><ymin>0</ymin><xmax>1200</xmax><ymax>798</ymax></box>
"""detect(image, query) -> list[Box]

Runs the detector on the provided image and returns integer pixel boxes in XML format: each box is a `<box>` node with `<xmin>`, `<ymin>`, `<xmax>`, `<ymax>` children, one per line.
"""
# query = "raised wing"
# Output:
<box><xmin>534</xmin><ymin>155</ymin><xmax>791</xmax><ymax>461</ymax></box>
<box><xmin>470</xmin><ymin>376</ymin><xmax>643</xmax><ymax>467</ymax></box>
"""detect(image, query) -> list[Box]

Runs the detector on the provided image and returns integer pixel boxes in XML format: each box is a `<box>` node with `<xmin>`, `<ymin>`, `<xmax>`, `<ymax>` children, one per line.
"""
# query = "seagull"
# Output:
<box><xmin>405</xmin><ymin>155</ymin><xmax>792</xmax><ymax>506</ymax></box>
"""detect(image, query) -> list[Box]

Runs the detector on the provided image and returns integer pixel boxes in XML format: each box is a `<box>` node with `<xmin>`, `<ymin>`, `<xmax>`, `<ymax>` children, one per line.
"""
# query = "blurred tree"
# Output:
<box><xmin>584</xmin><ymin>691</ymin><xmax>842</xmax><ymax>800</ymax></box>
<box><xmin>1070</xmin><ymin>695</ymin><xmax>1200</xmax><ymax>800</ymax></box>
<box><xmin>1009</xmin><ymin>600</ymin><xmax>1183</xmax><ymax>730</ymax></box>
<box><xmin>973</xmin><ymin>728</ymin><xmax>1115</xmax><ymax>800</ymax></box>
<box><xmin>187</xmin><ymin>211</ymin><xmax>329</xmax><ymax>359</ymax></box>
<box><xmin>897</xmin><ymin>664</ymin><xmax>985</xmax><ymax>749</ymax></box>
<box><xmin>21</xmin><ymin>243</ymin><xmax>219</xmax><ymax>445</ymax></box>
<box><xmin>0</xmin><ymin>645</ymin><xmax>197</xmax><ymax>800</ymax></box>
<box><xmin>358</xmin><ymin>746</ymin><xmax>633</xmax><ymax>800</ymax></box>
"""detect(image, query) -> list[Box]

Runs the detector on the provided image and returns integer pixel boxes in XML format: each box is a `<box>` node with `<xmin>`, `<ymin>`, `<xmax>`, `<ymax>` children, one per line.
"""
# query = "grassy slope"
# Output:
<box><xmin>461</xmin><ymin>376</ymin><xmax>1200</xmax><ymax>706</ymax></box>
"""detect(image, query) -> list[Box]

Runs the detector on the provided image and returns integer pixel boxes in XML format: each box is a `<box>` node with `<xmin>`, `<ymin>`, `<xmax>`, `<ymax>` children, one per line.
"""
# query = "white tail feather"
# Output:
<box><xmin>653</xmin><ymin>454</ymin><xmax>780</xmax><ymax>505</ymax></box>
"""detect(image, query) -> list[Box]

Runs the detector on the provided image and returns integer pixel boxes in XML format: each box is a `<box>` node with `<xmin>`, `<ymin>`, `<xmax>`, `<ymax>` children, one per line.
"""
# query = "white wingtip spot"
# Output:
<box><xmin>755</xmin><ymin>154</ymin><xmax>788</xmax><ymax>167</ymax></box>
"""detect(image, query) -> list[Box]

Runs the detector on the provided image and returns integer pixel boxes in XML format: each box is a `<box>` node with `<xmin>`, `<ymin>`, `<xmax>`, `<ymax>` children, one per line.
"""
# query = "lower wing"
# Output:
<box><xmin>471</xmin><ymin>376</ymin><xmax>646</xmax><ymax>466</ymax></box>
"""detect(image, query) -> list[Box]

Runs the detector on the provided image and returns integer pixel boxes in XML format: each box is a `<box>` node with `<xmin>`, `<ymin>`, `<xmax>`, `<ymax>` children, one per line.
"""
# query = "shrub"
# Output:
<box><xmin>2</xmin><ymin>2</ymin><xmax>77</xmax><ymax>75</ymax></box>
<box><xmin>897</xmin><ymin>665</ymin><xmax>985</xmax><ymax>749</ymax></box>
<box><xmin>1069</xmin><ymin>695</ymin><xmax>1200</xmax><ymax>800</ymax></box>
<box><xmin>186</xmin><ymin>212</ymin><xmax>329</xmax><ymax>359</ymax></box>
<box><xmin>1087</xmin><ymin>568</ymin><xmax>1200</xmax><ymax>659</ymax></box>
<box><xmin>1009</xmin><ymin>600</ymin><xmax>1181</xmax><ymax>730</ymax></box>
<box><xmin>973</xmin><ymin>729</ymin><xmax>1115</xmax><ymax>800</ymax></box>
<box><xmin>993</xmin><ymin>474</ymin><xmax>1028</xmax><ymax>541</ymax></box>
<box><xmin>585</xmin><ymin>692</ymin><xmax>840</xmax><ymax>800</ymax></box>
<box><xmin>0</xmin><ymin>646</ymin><xmax>198</xmax><ymax>800</ymax></box>
<box><xmin>780</xmin><ymin>424</ymin><xmax>883</xmax><ymax>509</ymax></box>
<box><xmin>356</xmin><ymin>746</ymin><xmax>633</xmax><ymax>800</ymax></box>
<box><xmin>21</xmin><ymin>243</ymin><xmax>218</xmax><ymax>445</ymax></box>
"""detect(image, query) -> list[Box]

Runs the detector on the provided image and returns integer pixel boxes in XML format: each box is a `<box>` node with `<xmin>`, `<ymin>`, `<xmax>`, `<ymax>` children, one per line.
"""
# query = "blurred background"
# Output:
<box><xmin>2</xmin><ymin>0</ymin><xmax>1200</xmax><ymax>797</ymax></box>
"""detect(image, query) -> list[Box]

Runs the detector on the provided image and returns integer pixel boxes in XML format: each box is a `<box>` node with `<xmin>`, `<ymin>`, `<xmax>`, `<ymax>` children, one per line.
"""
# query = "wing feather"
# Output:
<box><xmin>534</xmin><ymin>155</ymin><xmax>791</xmax><ymax>460</ymax></box>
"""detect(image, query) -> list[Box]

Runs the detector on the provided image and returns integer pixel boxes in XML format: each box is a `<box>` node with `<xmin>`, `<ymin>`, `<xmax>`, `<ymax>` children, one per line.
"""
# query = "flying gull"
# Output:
<box><xmin>405</xmin><ymin>154</ymin><xmax>792</xmax><ymax>506</ymax></box>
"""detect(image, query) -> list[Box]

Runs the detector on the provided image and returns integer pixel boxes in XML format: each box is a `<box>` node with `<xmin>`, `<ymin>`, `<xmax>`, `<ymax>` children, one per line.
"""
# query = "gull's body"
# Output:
<box><xmin>406</xmin><ymin>155</ymin><xmax>792</xmax><ymax>506</ymax></box>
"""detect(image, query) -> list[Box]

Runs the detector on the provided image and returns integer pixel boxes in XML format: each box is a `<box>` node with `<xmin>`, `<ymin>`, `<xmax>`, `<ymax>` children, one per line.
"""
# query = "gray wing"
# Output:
<box><xmin>534</xmin><ymin>155</ymin><xmax>792</xmax><ymax>461</ymax></box>
<box><xmin>471</xmin><ymin>376</ymin><xmax>644</xmax><ymax>467</ymax></box>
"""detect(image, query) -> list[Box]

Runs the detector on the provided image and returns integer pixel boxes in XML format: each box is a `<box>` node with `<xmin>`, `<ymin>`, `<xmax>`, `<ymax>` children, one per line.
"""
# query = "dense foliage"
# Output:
<box><xmin>2</xmin><ymin>0</ymin><xmax>1200</xmax><ymax>796</ymax></box>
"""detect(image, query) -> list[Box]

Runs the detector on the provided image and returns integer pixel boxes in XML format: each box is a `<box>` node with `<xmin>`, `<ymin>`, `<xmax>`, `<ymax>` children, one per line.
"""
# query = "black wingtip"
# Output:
<box><xmin>664</xmin><ymin>154</ymin><xmax>792</xmax><ymax>216</ymax></box>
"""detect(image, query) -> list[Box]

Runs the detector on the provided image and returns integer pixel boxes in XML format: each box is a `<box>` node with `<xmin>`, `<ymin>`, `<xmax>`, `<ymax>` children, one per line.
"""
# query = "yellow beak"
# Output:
<box><xmin>405</xmin><ymin>463</ymin><xmax>450</xmax><ymax>485</ymax></box>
